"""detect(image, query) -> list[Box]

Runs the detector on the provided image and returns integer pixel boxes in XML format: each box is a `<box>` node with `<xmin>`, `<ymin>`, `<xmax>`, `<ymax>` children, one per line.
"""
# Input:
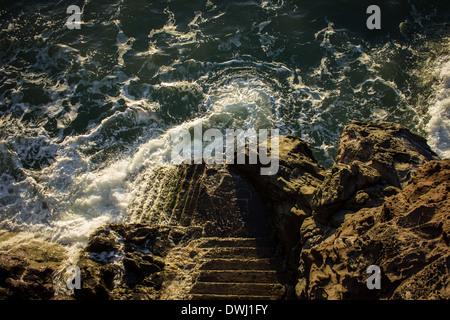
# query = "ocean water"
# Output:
<box><xmin>0</xmin><ymin>0</ymin><xmax>449</xmax><ymax>259</ymax></box>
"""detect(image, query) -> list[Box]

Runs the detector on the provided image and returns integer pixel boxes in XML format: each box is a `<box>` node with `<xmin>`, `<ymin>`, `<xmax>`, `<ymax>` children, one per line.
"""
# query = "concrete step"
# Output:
<box><xmin>202</xmin><ymin>247</ymin><xmax>273</xmax><ymax>259</ymax></box>
<box><xmin>187</xmin><ymin>236</ymin><xmax>287</xmax><ymax>300</ymax></box>
<box><xmin>199</xmin><ymin>258</ymin><xmax>275</xmax><ymax>271</ymax></box>
<box><xmin>198</xmin><ymin>237</ymin><xmax>273</xmax><ymax>248</ymax></box>
<box><xmin>190</xmin><ymin>282</ymin><xmax>286</xmax><ymax>298</ymax></box>
<box><xmin>197</xmin><ymin>270</ymin><xmax>280</xmax><ymax>283</ymax></box>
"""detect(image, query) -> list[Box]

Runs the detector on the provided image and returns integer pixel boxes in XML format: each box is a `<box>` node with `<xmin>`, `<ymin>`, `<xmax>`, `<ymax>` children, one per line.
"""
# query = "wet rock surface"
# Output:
<box><xmin>129</xmin><ymin>163</ymin><xmax>270</xmax><ymax>238</ymax></box>
<box><xmin>0</xmin><ymin>231</ymin><xmax>67</xmax><ymax>299</ymax></box>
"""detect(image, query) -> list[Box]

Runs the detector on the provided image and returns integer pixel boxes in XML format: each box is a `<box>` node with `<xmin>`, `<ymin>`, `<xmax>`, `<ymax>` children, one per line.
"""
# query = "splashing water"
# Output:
<box><xmin>0</xmin><ymin>0</ymin><xmax>448</xmax><ymax>258</ymax></box>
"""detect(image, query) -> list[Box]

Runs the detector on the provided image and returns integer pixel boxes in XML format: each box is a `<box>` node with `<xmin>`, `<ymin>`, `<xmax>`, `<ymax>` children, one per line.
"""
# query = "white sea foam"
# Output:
<box><xmin>427</xmin><ymin>52</ymin><xmax>450</xmax><ymax>159</ymax></box>
<box><xmin>0</xmin><ymin>96</ymin><xmax>162</xmax><ymax>252</ymax></box>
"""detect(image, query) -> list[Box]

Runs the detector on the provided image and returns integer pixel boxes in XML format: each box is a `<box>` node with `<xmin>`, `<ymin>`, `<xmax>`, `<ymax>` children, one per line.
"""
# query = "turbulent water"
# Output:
<box><xmin>0</xmin><ymin>0</ymin><xmax>449</xmax><ymax>258</ymax></box>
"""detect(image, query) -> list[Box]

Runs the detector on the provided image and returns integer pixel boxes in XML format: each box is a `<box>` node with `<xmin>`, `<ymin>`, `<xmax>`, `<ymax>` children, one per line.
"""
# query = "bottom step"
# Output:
<box><xmin>190</xmin><ymin>282</ymin><xmax>285</xmax><ymax>298</ymax></box>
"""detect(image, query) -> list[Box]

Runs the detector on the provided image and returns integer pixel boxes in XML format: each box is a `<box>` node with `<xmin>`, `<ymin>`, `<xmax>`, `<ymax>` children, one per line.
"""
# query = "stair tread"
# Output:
<box><xmin>186</xmin><ymin>236</ymin><xmax>287</xmax><ymax>300</ymax></box>
<box><xmin>202</xmin><ymin>247</ymin><xmax>274</xmax><ymax>259</ymax></box>
<box><xmin>198</xmin><ymin>237</ymin><xmax>273</xmax><ymax>248</ymax></box>
<box><xmin>197</xmin><ymin>270</ymin><xmax>281</xmax><ymax>283</ymax></box>
<box><xmin>190</xmin><ymin>282</ymin><xmax>286</xmax><ymax>297</ymax></box>
<box><xmin>199</xmin><ymin>258</ymin><xmax>276</xmax><ymax>270</ymax></box>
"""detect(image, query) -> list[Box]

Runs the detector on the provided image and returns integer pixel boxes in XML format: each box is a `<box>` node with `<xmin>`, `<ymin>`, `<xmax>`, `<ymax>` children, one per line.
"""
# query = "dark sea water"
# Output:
<box><xmin>0</xmin><ymin>0</ymin><xmax>449</xmax><ymax>258</ymax></box>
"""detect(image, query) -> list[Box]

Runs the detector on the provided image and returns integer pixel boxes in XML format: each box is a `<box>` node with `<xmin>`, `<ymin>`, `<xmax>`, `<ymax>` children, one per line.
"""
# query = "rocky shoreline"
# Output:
<box><xmin>0</xmin><ymin>121</ymin><xmax>448</xmax><ymax>299</ymax></box>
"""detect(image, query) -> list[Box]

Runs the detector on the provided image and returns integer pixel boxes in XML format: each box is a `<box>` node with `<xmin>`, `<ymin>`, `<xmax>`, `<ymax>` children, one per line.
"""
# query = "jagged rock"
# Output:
<box><xmin>233</xmin><ymin>135</ymin><xmax>326</xmax><ymax>204</ymax></box>
<box><xmin>232</xmin><ymin>135</ymin><xmax>326</xmax><ymax>268</ymax></box>
<box><xmin>75</xmin><ymin>224</ymin><xmax>200</xmax><ymax>300</ymax></box>
<box><xmin>297</xmin><ymin>159</ymin><xmax>450</xmax><ymax>299</ymax></box>
<box><xmin>335</xmin><ymin>121</ymin><xmax>439</xmax><ymax>185</ymax></box>
<box><xmin>312</xmin><ymin>121</ymin><xmax>439</xmax><ymax>224</ymax></box>
<box><xmin>0</xmin><ymin>231</ymin><xmax>67</xmax><ymax>299</ymax></box>
<box><xmin>85</xmin><ymin>229</ymin><xmax>121</xmax><ymax>253</ymax></box>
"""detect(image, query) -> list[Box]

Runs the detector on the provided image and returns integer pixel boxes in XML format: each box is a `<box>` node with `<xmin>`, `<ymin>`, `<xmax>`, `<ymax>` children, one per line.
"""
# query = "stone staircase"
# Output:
<box><xmin>129</xmin><ymin>163</ymin><xmax>290</xmax><ymax>299</ymax></box>
<box><xmin>188</xmin><ymin>237</ymin><xmax>287</xmax><ymax>300</ymax></box>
